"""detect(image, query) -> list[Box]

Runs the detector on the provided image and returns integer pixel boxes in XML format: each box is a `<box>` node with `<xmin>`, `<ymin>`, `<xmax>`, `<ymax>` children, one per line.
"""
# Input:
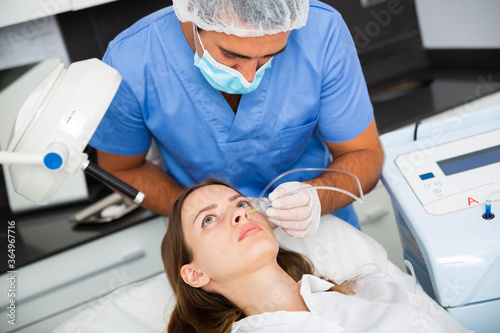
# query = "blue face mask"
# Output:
<box><xmin>193</xmin><ymin>27</ymin><xmax>272</xmax><ymax>94</ymax></box>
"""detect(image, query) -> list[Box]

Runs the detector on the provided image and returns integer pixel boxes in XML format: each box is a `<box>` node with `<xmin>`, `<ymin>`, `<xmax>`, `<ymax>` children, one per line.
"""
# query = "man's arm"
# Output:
<box><xmin>303</xmin><ymin>117</ymin><xmax>384</xmax><ymax>215</ymax></box>
<box><xmin>96</xmin><ymin>150</ymin><xmax>184</xmax><ymax>216</ymax></box>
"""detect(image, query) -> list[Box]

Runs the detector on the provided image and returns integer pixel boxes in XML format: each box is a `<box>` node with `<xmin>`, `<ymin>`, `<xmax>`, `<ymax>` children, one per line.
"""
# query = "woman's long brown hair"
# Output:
<box><xmin>161</xmin><ymin>178</ymin><xmax>356</xmax><ymax>333</ymax></box>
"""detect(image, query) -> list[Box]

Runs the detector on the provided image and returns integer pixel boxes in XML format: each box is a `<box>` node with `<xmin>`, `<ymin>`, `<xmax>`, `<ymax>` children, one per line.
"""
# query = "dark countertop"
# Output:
<box><xmin>372</xmin><ymin>68</ymin><xmax>500</xmax><ymax>134</ymax></box>
<box><xmin>0</xmin><ymin>197</ymin><xmax>158</xmax><ymax>273</ymax></box>
<box><xmin>2</xmin><ymin>66</ymin><xmax>499</xmax><ymax>274</ymax></box>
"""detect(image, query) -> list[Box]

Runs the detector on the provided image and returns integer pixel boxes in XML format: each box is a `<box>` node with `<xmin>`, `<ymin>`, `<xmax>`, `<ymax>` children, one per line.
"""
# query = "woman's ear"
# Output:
<box><xmin>180</xmin><ymin>263</ymin><xmax>210</xmax><ymax>288</ymax></box>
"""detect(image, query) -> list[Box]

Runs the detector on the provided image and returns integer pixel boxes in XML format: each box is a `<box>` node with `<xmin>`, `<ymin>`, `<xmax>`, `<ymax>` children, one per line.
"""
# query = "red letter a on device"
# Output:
<box><xmin>468</xmin><ymin>197</ymin><xmax>479</xmax><ymax>206</ymax></box>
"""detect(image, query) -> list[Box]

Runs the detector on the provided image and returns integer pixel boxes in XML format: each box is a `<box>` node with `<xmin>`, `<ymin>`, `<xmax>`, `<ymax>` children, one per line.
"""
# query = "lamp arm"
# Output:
<box><xmin>0</xmin><ymin>151</ymin><xmax>43</xmax><ymax>165</ymax></box>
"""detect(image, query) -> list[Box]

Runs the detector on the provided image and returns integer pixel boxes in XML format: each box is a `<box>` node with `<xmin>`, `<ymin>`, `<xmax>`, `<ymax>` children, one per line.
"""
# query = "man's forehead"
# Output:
<box><xmin>212</xmin><ymin>30</ymin><xmax>289</xmax><ymax>53</ymax></box>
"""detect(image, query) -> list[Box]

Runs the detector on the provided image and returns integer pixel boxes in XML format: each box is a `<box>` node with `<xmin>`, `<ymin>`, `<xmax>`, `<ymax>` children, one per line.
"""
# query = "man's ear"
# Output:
<box><xmin>180</xmin><ymin>263</ymin><xmax>210</xmax><ymax>288</ymax></box>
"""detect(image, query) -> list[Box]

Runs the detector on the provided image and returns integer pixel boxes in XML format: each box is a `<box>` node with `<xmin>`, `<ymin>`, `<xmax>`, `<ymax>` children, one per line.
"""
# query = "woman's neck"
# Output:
<box><xmin>217</xmin><ymin>263</ymin><xmax>310</xmax><ymax>317</ymax></box>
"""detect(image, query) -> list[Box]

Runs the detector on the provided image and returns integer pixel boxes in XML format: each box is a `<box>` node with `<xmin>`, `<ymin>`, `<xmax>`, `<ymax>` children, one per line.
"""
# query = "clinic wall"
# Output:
<box><xmin>3</xmin><ymin>0</ymin><xmax>499</xmax><ymax>85</ymax></box>
<box><xmin>56</xmin><ymin>0</ymin><xmax>172</xmax><ymax>62</ymax></box>
<box><xmin>415</xmin><ymin>0</ymin><xmax>500</xmax><ymax>49</ymax></box>
<box><xmin>55</xmin><ymin>0</ymin><xmax>427</xmax><ymax>88</ymax></box>
<box><xmin>326</xmin><ymin>0</ymin><xmax>427</xmax><ymax>87</ymax></box>
<box><xmin>414</xmin><ymin>0</ymin><xmax>500</xmax><ymax>69</ymax></box>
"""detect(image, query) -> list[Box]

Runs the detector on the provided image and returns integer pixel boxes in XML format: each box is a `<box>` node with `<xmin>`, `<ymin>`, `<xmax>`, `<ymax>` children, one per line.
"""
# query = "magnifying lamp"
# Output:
<box><xmin>0</xmin><ymin>58</ymin><xmax>144</xmax><ymax>206</ymax></box>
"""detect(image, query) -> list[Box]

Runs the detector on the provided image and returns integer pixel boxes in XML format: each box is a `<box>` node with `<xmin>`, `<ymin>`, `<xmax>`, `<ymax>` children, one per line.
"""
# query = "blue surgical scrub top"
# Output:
<box><xmin>89</xmin><ymin>0</ymin><xmax>374</xmax><ymax>228</ymax></box>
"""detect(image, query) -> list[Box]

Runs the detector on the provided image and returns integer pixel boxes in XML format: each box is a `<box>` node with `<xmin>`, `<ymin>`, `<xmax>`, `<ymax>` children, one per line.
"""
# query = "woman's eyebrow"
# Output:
<box><xmin>228</xmin><ymin>194</ymin><xmax>244</xmax><ymax>202</ymax></box>
<box><xmin>193</xmin><ymin>204</ymin><xmax>217</xmax><ymax>225</ymax></box>
<box><xmin>192</xmin><ymin>195</ymin><xmax>244</xmax><ymax>225</ymax></box>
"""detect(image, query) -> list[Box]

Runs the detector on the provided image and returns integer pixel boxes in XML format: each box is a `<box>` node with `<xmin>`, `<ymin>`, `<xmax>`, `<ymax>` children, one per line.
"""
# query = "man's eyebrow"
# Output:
<box><xmin>218</xmin><ymin>44</ymin><xmax>287</xmax><ymax>60</ymax></box>
<box><xmin>193</xmin><ymin>204</ymin><xmax>217</xmax><ymax>225</ymax></box>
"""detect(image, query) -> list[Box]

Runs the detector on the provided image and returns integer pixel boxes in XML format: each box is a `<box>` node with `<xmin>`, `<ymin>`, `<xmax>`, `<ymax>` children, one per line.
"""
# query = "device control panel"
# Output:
<box><xmin>395</xmin><ymin>128</ymin><xmax>500</xmax><ymax>216</ymax></box>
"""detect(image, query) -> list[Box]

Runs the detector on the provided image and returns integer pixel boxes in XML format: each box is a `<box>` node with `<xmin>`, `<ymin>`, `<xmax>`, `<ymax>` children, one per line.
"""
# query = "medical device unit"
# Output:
<box><xmin>381</xmin><ymin>103</ymin><xmax>500</xmax><ymax>332</ymax></box>
<box><xmin>0</xmin><ymin>59</ymin><xmax>144</xmax><ymax>206</ymax></box>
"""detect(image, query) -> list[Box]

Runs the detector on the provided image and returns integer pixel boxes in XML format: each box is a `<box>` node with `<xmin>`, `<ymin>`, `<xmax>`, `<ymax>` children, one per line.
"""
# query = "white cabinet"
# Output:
<box><xmin>0</xmin><ymin>216</ymin><xmax>166</xmax><ymax>333</ymax></box>
<box><xmin>0</xmin><ymin>0</ymin><xmax>117</xmax><ymax>29</ymax></box>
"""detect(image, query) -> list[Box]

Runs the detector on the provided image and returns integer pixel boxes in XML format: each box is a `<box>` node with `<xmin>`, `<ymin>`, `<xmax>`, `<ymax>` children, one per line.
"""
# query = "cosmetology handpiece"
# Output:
<box><xmin>248</xmin><ymin>168</ymin><xmax>364</xmax><ymax>214</ymax></box>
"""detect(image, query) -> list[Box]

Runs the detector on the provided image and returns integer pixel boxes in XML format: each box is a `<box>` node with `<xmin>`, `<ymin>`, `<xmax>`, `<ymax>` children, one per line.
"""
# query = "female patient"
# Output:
<box><xmin>161</xmin><ymin>178</ymin><xmax>470</xmax><ymax>333</ymax></box>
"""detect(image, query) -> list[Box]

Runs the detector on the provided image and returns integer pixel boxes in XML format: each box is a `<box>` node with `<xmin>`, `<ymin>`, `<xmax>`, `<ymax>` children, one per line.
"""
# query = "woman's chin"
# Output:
<box><xmin>213</xmin><ymin>238</ymin><xmax>279</xmax><ymax>282</ymax></box>
<box><xmin>238</xmin><ymin>237</ymin><xmax>279</xmax><ymax>269</ymax></box>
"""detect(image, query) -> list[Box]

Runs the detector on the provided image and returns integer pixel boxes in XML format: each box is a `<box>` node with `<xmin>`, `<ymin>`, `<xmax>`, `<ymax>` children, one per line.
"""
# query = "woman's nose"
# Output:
<box><xmin>232</xmin><ymin>209</ymin><xmax>250</xmax><ymax>225</ymax></box>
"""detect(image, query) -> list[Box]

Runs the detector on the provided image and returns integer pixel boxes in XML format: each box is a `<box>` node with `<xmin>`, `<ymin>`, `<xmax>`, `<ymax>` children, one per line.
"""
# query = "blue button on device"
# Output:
<box><xmin>419</xmin><ymin>172</ymin><xmax>435</xmax><ymax>180</ymax></box>
<box><xmin>44</xmin><ymin>153</ymin><xmax>63</xmax><ymax>170</ymax></box>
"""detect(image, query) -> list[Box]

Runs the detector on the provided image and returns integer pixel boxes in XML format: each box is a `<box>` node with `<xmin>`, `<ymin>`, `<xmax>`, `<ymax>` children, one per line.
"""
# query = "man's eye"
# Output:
<box><xmin>237</xmin><ymin>201</ymin><xmax>250</xmax><ymax>209</ymax></box>
<box><xmin>202</xmin><ymin>215</ymin><xmax>217</xmax><ymax>227</ymax></box>
<box><xmin>222</xmin><ymin>52</ymin><xmax>236</xmax><ymax>59</ymax></box>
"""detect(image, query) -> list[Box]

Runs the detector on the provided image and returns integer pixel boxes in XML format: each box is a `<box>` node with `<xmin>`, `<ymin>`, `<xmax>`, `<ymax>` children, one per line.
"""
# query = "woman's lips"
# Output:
<box><xmin>238</xmin><ymin>222</ymin><xmax>263</xmax><ymax>242</ymax></box>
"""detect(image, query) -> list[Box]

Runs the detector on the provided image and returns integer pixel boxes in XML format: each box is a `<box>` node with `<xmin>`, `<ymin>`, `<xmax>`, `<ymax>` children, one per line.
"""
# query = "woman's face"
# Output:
<box><xmin>180</xmin><ymin>185</ymin><xmax>279</xmax><ymax>288</ymax></box>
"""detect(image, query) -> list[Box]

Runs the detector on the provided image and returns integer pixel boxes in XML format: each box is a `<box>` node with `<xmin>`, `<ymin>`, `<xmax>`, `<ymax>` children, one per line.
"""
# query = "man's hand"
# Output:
<box><xmin>96</xmin><ymin>150</ymin><xmax>184</xmax><ymax>216</ymax></box>
<box><xmin>265</xmin><ymin>182</ymin><xmax>321</xmax><ymax>238</ymax></box>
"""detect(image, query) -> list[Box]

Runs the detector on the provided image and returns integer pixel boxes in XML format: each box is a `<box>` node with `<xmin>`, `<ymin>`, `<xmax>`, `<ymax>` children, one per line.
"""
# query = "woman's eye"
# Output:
<box><xmin>237</xmin><ymin>201</ymin><xmax>250</xmax><ymax>209</ymax></box>
<box><xmin>202</xmin><ymin>215</ymin><xmax>217</xmax><ymax>227</ymax></box>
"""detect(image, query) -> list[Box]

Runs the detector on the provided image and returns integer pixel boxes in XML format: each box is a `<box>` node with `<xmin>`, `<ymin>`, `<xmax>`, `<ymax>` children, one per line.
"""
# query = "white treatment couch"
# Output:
<box><xmin>53</xmin><ymin>215</ymin><xmax>415</xmax><ymax>332</ymax></box>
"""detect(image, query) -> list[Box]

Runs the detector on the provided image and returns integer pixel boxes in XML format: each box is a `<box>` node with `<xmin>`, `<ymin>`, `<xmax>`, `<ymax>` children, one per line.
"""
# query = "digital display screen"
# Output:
<box><xmin>437</xmin><ymin>145</ymin><xmax>500</xmax><ymax>176</ymax></box>
<box><xmin>419</xmin><ymin>172</ymin><xmax>435</xmax><ymax>180</ymax></box>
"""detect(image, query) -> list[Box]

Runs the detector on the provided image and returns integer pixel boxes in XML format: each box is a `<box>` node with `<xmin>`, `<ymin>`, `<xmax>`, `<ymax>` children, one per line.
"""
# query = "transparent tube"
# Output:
<box><xmin>487</xmin><ymin>190</ymin><xmax>500</xmax><ymax>201</ymax></box>
<box><xmin>249</xmin><ymin>168</ymin><xmax>364</xmax><ymax>213</ymax></box>
<box><xmin>404</xmin><ymin>260</ymin><xmax>417</xmax><ymax>293</ymax></box>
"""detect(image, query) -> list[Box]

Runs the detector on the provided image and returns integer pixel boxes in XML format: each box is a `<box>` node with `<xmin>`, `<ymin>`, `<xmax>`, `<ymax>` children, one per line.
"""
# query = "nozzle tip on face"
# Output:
<box><xmin>248</xmin><ymin>207</ymin><xmax>260</xmax><ymax>214</ymax></box>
